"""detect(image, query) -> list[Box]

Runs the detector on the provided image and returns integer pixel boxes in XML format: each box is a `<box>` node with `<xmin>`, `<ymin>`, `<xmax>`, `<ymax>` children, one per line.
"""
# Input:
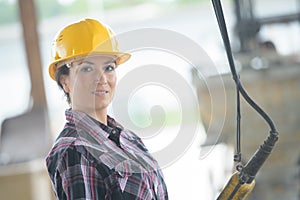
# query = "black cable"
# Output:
<box><xmin>234</xmin><ymin>83</ymin><xmax>242</xmax><ymax>165</ymax></box>
<box><xmin>212</xmin><ymin>0</ymin><xmax>279</xmax><ymax>185</ymax></box>
<box><xmin>212</xmin><ymin>0</ymin><xmax>277</xmax><ymax>133</ymax></box>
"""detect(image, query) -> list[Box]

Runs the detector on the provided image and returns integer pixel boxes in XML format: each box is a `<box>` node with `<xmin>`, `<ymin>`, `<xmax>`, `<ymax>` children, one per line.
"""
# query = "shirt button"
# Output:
<box><xmin>111</xmin><ymin>129</ymin><xmax>117</xmax><ymax>134</ymax></box>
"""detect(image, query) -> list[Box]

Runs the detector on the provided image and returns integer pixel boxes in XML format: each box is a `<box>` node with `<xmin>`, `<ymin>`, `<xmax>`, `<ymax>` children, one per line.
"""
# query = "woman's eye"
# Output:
<box><xmin>105</xmin><ymin>63</ymin><xmax>116</xmax><ymax>72</ymax></box>
<box><xmin>80</xmin><ymin>65</ymin><xmax>93</xmax><ymax>72</ymax></box>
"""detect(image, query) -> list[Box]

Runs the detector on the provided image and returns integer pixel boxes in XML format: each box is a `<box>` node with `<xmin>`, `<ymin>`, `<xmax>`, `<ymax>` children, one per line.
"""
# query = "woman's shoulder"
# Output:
<box><xmin>46</xmin><ymin>125</ymin><xmax>94</xmax><ymax>172</ymax></box>
<box><xmin>53</xmin><ymin>123</ymin><xmax>79</xmax><ymax>146</ymax></box>
<box><xmin>46</xmin><ymin>126</ymin><xmax>78</xmax><ymax>159</ymax></box>
<box><xmin>46</xmin><ymin>123</ymin><xmax>107</xmax><ymax>165</ymax></box>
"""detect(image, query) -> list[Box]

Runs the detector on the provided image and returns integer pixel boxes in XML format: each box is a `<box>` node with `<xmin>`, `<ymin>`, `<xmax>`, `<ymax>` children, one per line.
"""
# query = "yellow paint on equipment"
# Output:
<box><xmin>217</xmin><ymin>172</ymin><xmax>255</xmax><ymax>200</ymax></box>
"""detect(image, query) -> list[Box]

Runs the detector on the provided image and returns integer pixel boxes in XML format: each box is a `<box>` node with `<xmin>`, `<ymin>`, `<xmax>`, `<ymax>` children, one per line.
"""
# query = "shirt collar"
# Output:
<box><xmin>65</xmin><ymin>109</ymin><xmax>109</xmax><ymax>140</ymax></box>
<box><xmin>65</xmin><ymin>109</ymin><xmax>124</xmax><ymax>137</ymax></box>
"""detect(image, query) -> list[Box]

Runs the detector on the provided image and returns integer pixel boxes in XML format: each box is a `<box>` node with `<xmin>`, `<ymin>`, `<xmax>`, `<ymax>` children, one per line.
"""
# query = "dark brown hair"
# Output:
<box><xmin>54</xmin><ymin>65</ymin><xmax>71</xmax><ymax>105</ymax></box>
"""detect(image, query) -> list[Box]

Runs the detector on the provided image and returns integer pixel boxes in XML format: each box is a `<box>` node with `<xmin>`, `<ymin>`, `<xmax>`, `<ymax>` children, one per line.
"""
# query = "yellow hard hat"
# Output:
<box><xmin>48</xmin><ymin>18</ymin><xmax>131</xmax><ymax>80</ymax></box>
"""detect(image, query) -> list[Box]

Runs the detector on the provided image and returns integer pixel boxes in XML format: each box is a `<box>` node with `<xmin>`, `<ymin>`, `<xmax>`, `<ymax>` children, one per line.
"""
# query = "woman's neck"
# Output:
<box><xmin>72</xmin><ymin>107</ymin><xmax>108</xmax><ymax>125</ymax></box>
<box><xmin>90</xmin><ymin>109</ymin><xmax>108</xmax><ymax>125</ymax></box>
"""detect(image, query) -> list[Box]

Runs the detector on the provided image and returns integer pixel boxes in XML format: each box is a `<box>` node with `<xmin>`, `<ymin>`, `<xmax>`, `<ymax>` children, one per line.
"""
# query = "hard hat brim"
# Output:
<box><xmin>48</xmin><ymin>51</ymin><xmax>131</xmax><ymax>80</ymax></box>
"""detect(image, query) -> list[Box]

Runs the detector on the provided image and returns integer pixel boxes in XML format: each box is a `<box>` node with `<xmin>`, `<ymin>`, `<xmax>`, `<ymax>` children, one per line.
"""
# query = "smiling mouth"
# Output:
<box><xmin>93</xmin><ymin>90</ymin><xmax>109</xmax><ymax>95</ymax></box>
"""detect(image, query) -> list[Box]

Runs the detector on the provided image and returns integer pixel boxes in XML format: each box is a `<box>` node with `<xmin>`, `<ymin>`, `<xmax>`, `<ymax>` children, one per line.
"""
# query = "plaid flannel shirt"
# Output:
<box><xmin>46</xmin><ymin>109</ymin><xmax>168</xmax><ymax>200</ymax></box>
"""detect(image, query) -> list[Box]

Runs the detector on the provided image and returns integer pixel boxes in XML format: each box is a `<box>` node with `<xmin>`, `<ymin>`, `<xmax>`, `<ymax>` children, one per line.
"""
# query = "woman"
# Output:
<box><xmin>46</xmin><ymin>18</ymin><xmax>168</xmax><ymax>200</ymax></box>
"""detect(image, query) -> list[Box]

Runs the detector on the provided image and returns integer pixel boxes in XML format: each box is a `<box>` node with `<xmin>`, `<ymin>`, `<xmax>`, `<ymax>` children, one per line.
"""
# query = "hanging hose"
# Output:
<box><xmin>211</xmin><ymin>0</ymin><xmax>279</xmax><ymax>199</ymax></box>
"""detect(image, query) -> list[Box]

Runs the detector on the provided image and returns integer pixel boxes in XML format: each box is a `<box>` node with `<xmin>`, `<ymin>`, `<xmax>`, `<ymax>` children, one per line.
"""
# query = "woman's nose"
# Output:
<box><xmin>95</xmin><ymin>71</ymin><xmax>107</xmax><ymax>85</ymax></box>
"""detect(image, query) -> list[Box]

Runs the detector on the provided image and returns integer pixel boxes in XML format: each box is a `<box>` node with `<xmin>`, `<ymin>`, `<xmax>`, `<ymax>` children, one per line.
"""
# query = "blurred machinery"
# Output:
<box><xmin>233</xmin><ymin>0</ymin><xmax>300</xmax><ymax>53</ymax></box>
<box><xmin>193</xmin><ymin>0</ymin><xmax>300</xmax><ymax>199</ymax></box>
<box><xmin>0</xmin><ymin>0</ymin><xmax>54</xmax><ymax>199</ymax></box>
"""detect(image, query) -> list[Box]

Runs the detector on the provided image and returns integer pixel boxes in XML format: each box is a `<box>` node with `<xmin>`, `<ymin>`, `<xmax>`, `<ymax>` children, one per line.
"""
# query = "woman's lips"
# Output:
<box><xmin>93</xmin><ymin>90</ymin><xmax>109</xmax><ymax>96</ymax></box>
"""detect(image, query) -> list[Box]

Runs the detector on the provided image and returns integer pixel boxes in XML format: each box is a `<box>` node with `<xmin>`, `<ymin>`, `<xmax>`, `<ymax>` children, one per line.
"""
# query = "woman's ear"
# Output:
<box><xmin>60</xmin><ymin>75</ymin><xmax>70</xmax><ymax>93</ymax></box>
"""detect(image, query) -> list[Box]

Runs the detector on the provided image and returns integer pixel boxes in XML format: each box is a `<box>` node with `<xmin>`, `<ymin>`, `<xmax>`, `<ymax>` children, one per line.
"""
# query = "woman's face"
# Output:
<box><xmin>61</xmin><ymin>55</ymin><xmax>117</xmax><ymax>115</ymax></box>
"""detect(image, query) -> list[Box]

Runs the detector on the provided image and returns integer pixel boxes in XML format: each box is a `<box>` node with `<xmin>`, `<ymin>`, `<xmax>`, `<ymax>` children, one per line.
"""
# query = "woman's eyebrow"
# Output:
<box><xmin>103</xmin><ymin>59</ymin><xmax>116</xmax><ymax>65</ymax></box>
<box><xmin>80</xmin><ymin>61</ymin><xmax>95</xmax><ymax>65</ymax></box>
<box><xmin>81</xmin><ymin>60</ymin><xmax>115</xmax><ymax>65</ymax></box>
